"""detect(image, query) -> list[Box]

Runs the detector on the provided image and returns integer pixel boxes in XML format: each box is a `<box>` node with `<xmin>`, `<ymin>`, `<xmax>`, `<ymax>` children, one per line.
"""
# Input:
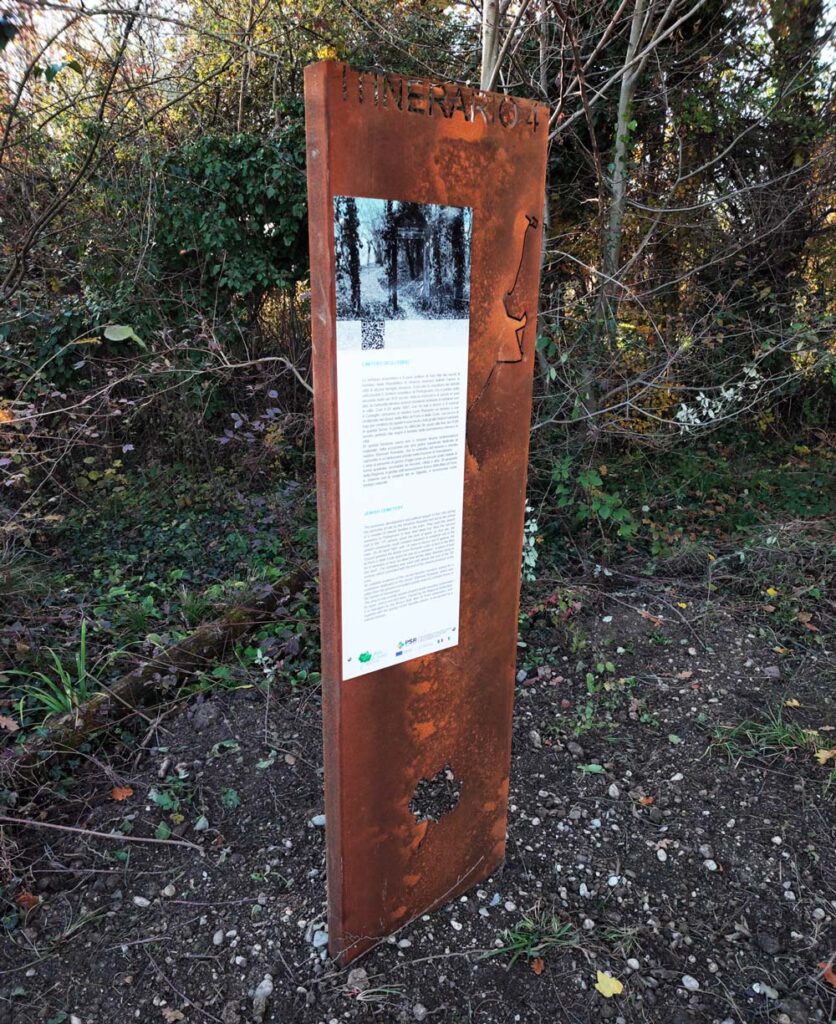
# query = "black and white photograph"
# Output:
<box><xmin>333</xmin><ymin>196</ymin><xmax>472</xmax><ymax>321</ymax></box>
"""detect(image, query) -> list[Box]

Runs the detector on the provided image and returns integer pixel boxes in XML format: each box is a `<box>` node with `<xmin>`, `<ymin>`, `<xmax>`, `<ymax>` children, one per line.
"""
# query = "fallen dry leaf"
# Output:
<box><xmin>161</xmin><ymin>1010</ymin><xmax>185</xmax><ymax>1023</ymax></box>
<box><xmin>531</xmin><ymin>957</ymin><xmax>545</xmax><ymax>975</ymax></box>
<box><xmin>784</xmin><ymin>698</ymin><xmax>801</xmax><ymax>708</ymax></box>
<box><xmin>639</xmin><ymin>796</ymin><xmax>655</xmax><ymax>806</ymax></box>
<box><xmin>638</xmin><ymin>610</ymin><xmax>663</xmax><ymax>627</ymax></box>
<box><xmin>111</xmin><ymin>786</ymin><xmax>134</xmax><ymax>802</ymax></box>
<box><xmin>0</xmin><ymin>714</ymin><xmax>19</xmax><ymax>733</ymax></box>
<box><xmin>796</xmin><ymin>610</ymin><xmax>812</xmax><ymax>623</ymax></box>
<box><xmin>814</xmin><ymin>748</ymin><xmax>836</xmax><ymax>766</ymax></box>
<box><xmin>676</xmin><ymin>670</ymin><xmax>693</xmax><ymax>680</ymax></box>
<box><xmin>16</xmin><ymin>892</ymin><xmax>38</xmax><ymax>911</ymax></box>
<box><xmin>594</xmin><ymin>971</ymin><xmax>624</xmax><ymax>998</ymax></box>
<box><xmin>818</xmin><ymin>961</ymin><xmax>836</xmax><ymax>989</ymax></box>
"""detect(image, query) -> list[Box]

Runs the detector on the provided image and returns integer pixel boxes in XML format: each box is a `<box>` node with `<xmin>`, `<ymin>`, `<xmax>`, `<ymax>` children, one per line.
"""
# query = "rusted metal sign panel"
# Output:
<box><xmin>305</xmin><ymin>61</ymin><xmax>548</xmax><ymax>963</ymax></box>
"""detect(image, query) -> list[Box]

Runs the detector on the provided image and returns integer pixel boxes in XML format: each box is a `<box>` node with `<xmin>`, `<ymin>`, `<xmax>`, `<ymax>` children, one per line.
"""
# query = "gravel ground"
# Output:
<box><xmin>1</xmin><ymin>591</ymin><xmax>834</xmax><ymax>1024</ymax></box>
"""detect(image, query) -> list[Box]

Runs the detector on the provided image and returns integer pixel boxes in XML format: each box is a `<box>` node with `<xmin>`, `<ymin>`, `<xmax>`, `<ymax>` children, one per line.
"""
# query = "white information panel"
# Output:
<box><xmin>333</xmin><ymin>196</ymin><xmax>472</xmax><ymax>680</ymax></box>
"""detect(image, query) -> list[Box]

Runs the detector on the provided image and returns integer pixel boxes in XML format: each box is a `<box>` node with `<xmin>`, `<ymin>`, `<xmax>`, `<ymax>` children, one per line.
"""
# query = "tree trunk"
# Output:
<box><xmin>598</xmin><ymin>0</ymin><xmax>647</xmax><ymax>325</ymax></box>
<box><xmin>480</xmin><ymin>0</ymin><xmax>500</xmax><ymax>91</ymax></box>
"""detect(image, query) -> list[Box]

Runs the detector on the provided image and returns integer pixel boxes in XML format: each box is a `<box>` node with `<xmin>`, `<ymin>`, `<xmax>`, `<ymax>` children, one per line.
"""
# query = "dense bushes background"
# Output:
<box><xmin>0</xmin><ymin>0</ymin><xmax>833</xmax><ymax>553</ymax></box>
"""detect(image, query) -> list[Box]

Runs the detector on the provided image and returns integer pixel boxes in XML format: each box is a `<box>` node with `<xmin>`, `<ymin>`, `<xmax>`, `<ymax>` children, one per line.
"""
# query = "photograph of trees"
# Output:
<box><xmin>334</xmin><ymin>197</ymin><xmax>472</xmax><ymax>320</ymax></box>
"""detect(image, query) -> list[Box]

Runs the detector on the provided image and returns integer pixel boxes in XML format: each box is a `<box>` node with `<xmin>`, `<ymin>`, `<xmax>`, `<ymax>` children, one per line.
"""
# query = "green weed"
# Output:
<box><xmin>6</xmin><ymin>621</ymin><xmax>108</xmax><ymax>723</ymax></box>
<box><xmin>483</xmin><ymin>907</ymin><xmax>578</xmax><ymax>965</ymax></box>
<box><xmin>711</xmin><ymin>708</ymin><xmax>817</xmax><ymax>760</ymax></box>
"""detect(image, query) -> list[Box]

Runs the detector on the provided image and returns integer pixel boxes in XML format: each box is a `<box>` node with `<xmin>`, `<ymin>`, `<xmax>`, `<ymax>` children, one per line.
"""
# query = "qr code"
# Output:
<box><xmin>361</xmin><ymin>320</ymin><xmax>385</xmax><ymax>350</ymax></box>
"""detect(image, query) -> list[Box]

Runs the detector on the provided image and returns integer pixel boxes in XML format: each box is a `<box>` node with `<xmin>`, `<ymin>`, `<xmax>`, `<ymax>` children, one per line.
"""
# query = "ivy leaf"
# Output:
<box><xmin>103</xmin><ymin>324</ymin><xmax>146</xmax><ymax>349</ymax></box>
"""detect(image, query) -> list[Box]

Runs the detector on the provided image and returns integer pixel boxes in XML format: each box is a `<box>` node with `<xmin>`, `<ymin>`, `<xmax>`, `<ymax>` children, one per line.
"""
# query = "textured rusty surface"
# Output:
<box><xmin>304</xmin><ymin>61</ymin><xmax>549</xmax><ymax>963</ymax></box>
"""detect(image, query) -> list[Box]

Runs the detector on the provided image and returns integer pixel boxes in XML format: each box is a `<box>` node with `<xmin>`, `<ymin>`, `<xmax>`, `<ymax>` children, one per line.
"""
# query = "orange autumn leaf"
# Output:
<box><xmin>639</xmin><ymin>796</ymin><xmax>655</xmax><ymax>806</ymax></box>
<box><xmin>111</xmin><ymin>786</ymin><xmax>134</xmax><ymax>801</ymax></box>
<box><xmin>531</xmin><ymin>957</ymin><xmax>545</xmax><ymax>975</ymax></box>
<box><xmin>16</xmin><ymin>892</ymin><xmax>38</xmax><ymax>910</ymax></box>
<box><xmin>818</xmin><ymin>961</ymin><xmax>836</xmax><ymax>989</ymax></box>
<box><xmin>638</xmin><ymin>609</ymin><xmax>663</xmax><ymax>627</ymax></box>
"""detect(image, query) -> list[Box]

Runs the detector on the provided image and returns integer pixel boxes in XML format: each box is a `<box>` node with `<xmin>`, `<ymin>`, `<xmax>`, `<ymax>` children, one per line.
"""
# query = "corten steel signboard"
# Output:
<box><xmin>305</xmin><ymin>61</ymin><xmax>548</xmax><ymax>962</ymax></box>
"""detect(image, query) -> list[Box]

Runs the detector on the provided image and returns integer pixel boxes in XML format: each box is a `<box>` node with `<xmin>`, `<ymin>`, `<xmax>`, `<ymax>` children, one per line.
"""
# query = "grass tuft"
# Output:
<box><xmin>483</xmin><ymin>907</ymin><xmax>578</xmax><ymax>965</ymax></box>
<box><xmin>711</xmin><ymin>707</ymin><xmax>817</xmax><ymax>761</ymax></box>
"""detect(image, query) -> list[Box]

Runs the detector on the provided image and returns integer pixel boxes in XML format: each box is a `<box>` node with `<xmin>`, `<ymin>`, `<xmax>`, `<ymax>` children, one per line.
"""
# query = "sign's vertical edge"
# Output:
<box><xmin>303</xmin><ymin>61</ymin><xmax>344</xmax><ymax>959</ymax></box>
<box><xmin>497</xmin><ymin>127</ymin><xmax>550</xmax><ymax>871</ymax></box>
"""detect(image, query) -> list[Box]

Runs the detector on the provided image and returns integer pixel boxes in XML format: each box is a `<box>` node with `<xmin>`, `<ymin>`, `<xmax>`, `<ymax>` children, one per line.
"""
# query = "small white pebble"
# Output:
<box><xmin>657</xmin><ymin>849</ymin><xmax>668</xmax><ymax>863</ymax></box>
<box><xmin>703</xmin><ymin>859</ymin><xmax>718</xmax><ymax>872</ymax></box>
<box><xmin>132</xmin><ymin>896</ymin><xmax>150</xmax><ymax>908</ymax></box>
<box><xmin>681</xmin><ymin>975</ymin><xmax>700</xmax><ymax>991</ymax></box>
<box><xmin>450</xmin><ymin>919</ymin><xmax>462</xmax><ymax>931</ymax></box>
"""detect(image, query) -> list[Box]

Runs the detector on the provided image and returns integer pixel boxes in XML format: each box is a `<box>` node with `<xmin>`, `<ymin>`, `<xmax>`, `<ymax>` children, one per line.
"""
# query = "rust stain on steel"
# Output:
<box><xmin>304</xmin><ymin>61</ymin><xmax>549</xmax><ymax>963</ymax></box>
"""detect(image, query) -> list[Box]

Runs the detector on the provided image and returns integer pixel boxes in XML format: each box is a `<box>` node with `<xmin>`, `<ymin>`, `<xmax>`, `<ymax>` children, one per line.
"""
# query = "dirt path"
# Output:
<box><xmin>1</xmin><ymin>591</ymin><xmax>833</xmax><ymax>1024</ymax></box>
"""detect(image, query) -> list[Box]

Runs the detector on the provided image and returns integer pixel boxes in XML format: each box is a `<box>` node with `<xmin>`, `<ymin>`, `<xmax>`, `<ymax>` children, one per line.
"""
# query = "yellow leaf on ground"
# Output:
<box><xmin>765</xmin><ymin>587</ymin><xmax>779</xmax><ymax>597</ymax></box>
<box><xmin>676</xmin><ymin>602</ymin><xmax>688</xmax><ymax>609</ymax></box>
<box><xmin>784</xmin><ymin>699</ymin><xmax>801</xmax><ymax>708</ymax></box>
<box><xmin>594</xmin><ymin>971</ymin><xmax>624</xmax><ymax>998</ymax></box>
<box><xmin>814</xmin><ymin>748</ymin><xmax>836</xmax><ymax>766</ymax></box>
